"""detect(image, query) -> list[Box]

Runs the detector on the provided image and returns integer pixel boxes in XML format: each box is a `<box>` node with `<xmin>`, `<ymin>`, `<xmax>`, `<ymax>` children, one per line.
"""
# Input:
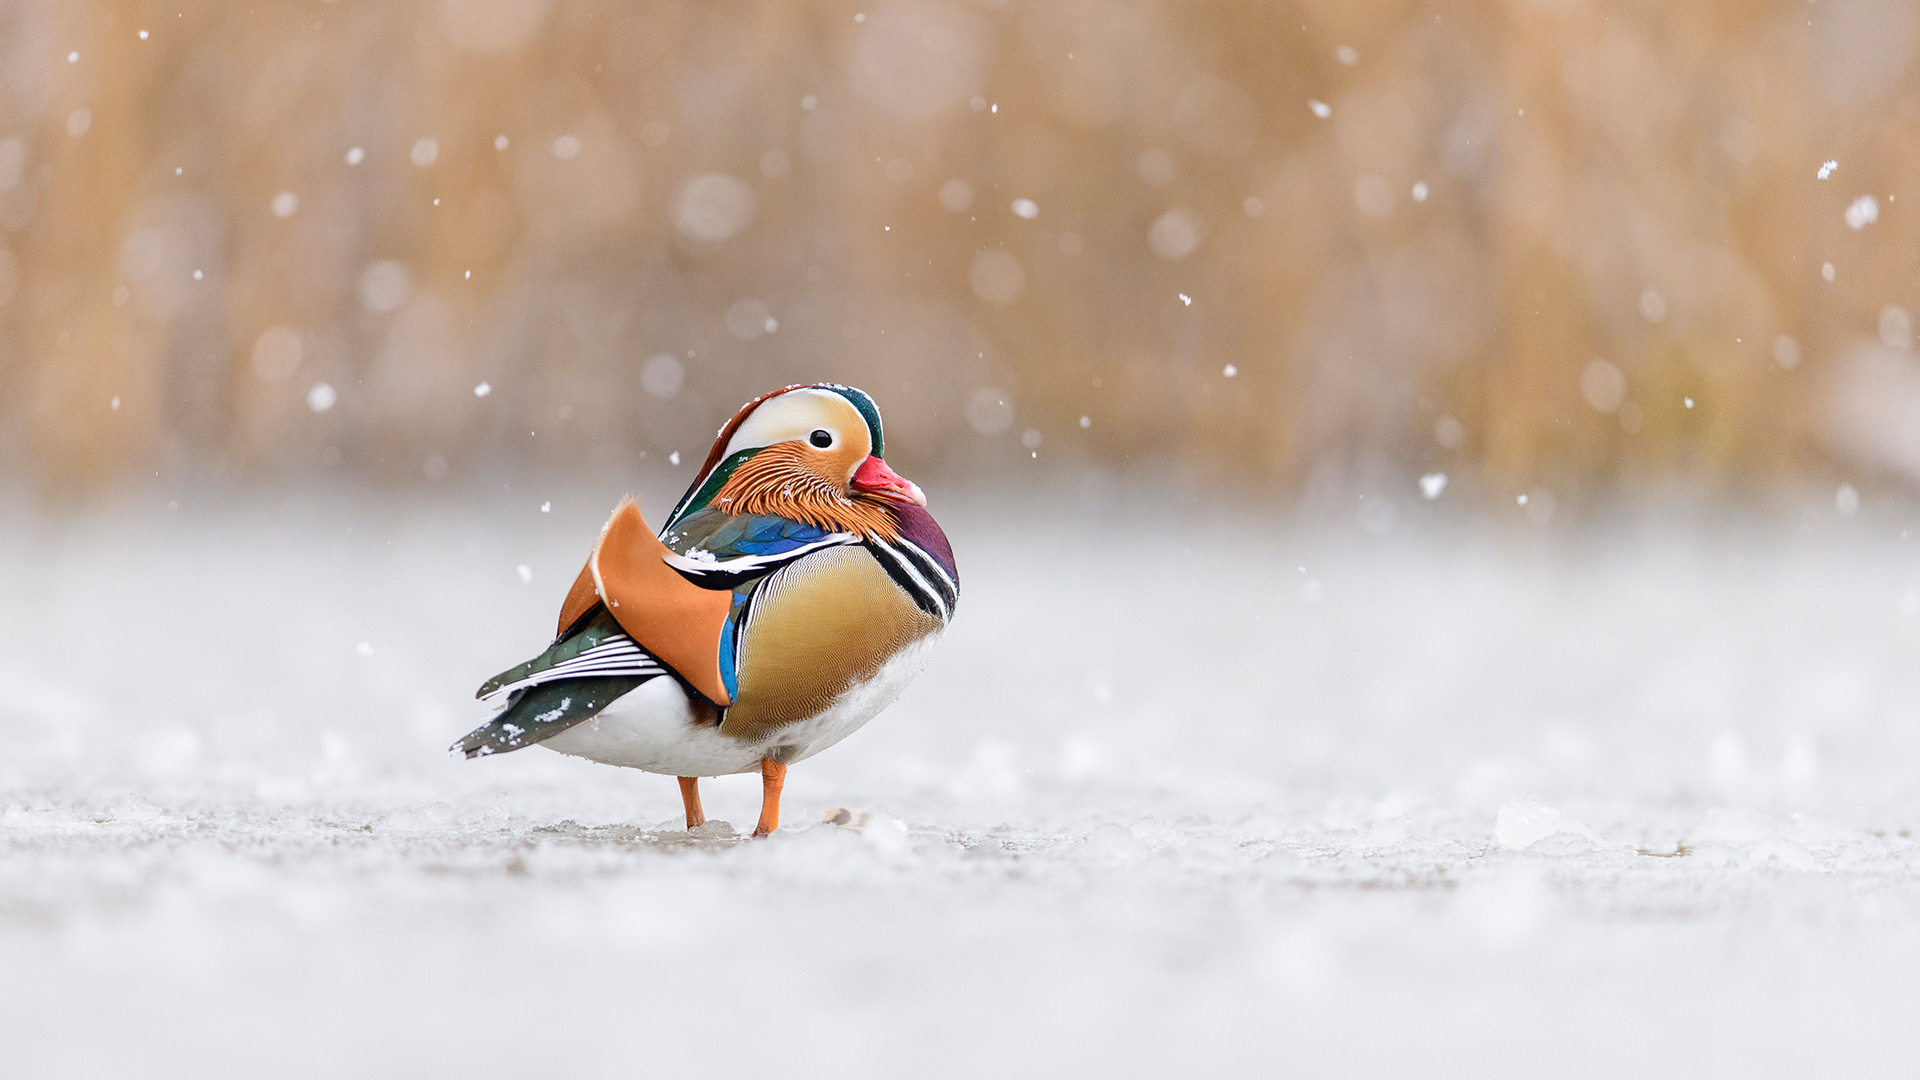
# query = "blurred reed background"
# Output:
<box><xmin>1</xmin><ymin>0</ymin><xmax>1917</xmax><ymax>509</ymax></box>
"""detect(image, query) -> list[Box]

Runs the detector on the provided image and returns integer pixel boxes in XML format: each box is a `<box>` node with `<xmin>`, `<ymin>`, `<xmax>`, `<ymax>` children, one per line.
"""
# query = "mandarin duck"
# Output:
<box><xmin>452</xmin><ymin>384</ymin><xmax>957</xmax><ymax>836</ymax></box>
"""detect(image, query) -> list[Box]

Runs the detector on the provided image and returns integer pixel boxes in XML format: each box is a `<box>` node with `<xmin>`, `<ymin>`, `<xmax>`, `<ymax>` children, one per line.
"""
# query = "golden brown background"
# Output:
<box><xmin>2</xmin><ymin>0</ymin><xmax>1917</xmax><ymax>502</ymax></box>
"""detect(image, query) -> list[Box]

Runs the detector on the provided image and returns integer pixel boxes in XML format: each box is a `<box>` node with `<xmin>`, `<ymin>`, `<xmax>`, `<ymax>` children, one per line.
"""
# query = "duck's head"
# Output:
<box><xmin>666</xmin><ymin>384</ymin><xmax>925</xmax><ymax>538</ymax></box>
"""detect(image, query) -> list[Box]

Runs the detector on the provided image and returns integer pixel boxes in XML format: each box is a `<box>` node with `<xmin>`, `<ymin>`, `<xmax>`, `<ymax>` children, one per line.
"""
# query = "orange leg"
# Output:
<box><xmin>677</xmin><ymin>776</ymin><xmax>705</xmax><ymax>830</ymax></box>
<box><xmin>753</xmin><ymin>758</ymin><xmax>787</xmax><ymax>838</ymax></box>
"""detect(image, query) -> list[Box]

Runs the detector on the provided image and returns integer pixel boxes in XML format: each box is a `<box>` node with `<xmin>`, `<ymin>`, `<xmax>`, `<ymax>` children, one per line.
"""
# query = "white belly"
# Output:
<box><xmin>538</xmin><ymin>632</ymin><xmax>941</xmax><ymax>776</ymax></box>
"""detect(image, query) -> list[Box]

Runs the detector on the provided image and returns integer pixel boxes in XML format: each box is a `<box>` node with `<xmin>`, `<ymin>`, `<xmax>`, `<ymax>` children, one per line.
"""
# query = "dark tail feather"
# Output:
<box><xmin>450</xmin><ymin>675</ymin><xmax>648</xmax><ymax>759</ymax></box>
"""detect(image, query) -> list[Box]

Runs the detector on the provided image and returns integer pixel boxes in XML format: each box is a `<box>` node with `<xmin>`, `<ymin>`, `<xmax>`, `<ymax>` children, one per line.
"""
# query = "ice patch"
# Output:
<box><xmin>1495</xmin><ymin>797</ymin><xmax>1598</xmax><ymax>851</ymax></box>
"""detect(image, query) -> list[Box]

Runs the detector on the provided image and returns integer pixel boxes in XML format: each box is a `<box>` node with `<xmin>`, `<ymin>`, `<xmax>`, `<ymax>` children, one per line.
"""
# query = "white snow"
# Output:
<box><xmin>1818</xmin><ymin>160</ymin><xmax>1837</xmax><ymax>179</ymax></box>
<box><xmin>5</xmin><ymin>492</ymin><xmax>1920</xmax><ymax>1076</ymax></box>
<box><xmin>1845</xmin><ymin>194</ymin><xmax>1879</xmax><ymax>230</ymax></box>
<box><xmin>1419</xmin><ymin>472</ymin><xmax>1447</xmax><ymax>499</ymax></box>
<box><xmin>1309</xmin><ymin>99</ymin><xmax>1331</xmax><ymax>119</ymax></box>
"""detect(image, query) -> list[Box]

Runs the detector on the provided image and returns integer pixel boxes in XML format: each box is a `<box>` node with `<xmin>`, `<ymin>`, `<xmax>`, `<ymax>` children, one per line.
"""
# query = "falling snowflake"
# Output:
<box><xmin>1845</xmin><ymin>195</ymin><xmax>1879</xmax><ymax>230</ymax></box>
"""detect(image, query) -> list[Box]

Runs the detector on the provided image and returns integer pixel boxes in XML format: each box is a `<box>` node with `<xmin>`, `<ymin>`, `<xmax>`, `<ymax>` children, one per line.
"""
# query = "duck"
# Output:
<box><xmin>452</xmin><ymin>384</ymin><xmax>958</xmax><ymax>837</ymax></box>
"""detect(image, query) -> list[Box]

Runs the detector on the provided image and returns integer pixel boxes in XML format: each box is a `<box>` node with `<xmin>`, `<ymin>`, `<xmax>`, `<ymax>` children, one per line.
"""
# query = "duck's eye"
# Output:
<box><xmin>808</xmin><ymin>429</ymin><xmax>833</xmax><ymax>448</ymax></box>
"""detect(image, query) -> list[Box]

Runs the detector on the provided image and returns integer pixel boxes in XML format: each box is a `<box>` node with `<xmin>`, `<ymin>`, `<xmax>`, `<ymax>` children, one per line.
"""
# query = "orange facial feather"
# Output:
<box><xmin>711</xmin><ymin>442</ymin><xmax>900</xmax><ymax>541</ymax></box>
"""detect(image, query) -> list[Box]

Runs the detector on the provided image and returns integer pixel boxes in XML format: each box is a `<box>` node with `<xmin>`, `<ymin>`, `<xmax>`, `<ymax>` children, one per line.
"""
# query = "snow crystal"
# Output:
<box><xmin>1335</xmin><ymin>45</ymin><xmax>1358</xmax><ymax>66</ymax></box>
<box><xmin>969</xmin><ymin>250</ymin><xmax>1025</xmax><ymax>305</ymax></box>
<box><xmin>409</xmin><ymin>137</ymin><xmax>439</xmax><ymax>168</ymax></box>
<box><xmin>1221</xmin><ymin>364</ymin><xmax>1236</xmax><ymax>377</ymax></box>
<box><xmin>138</xmin><ymin>30</ymin><xmax>148</xmax><ymax>40</ymax></box>
<box><xmin>965</xmin><ymin>388</ymin><xmax>1015</xmax><ymax>435</ymax></box>
<box><xmin>1148</xmin><ymin>208</ymin><xmax>1205</xmax><ymax>261</ymax></box>
<box><xmin>1010</xmin><ymin>198</ymin><xmax>1039</xmax><ymax>219</ymax></box>
<box><xmin>668</xmin><ymin>451</ymin><xmax>681</xmax><ymax>466</ymax></box>
<box><xmin>110</xmin><ymin>396</ymin><xmax>119</xmax><ymax>411</ymax></box>
<box><xmin>1844</xmin><ymin>194</ymin><xmax>1879</xmax><ymax>230</ymax></box>
<box><xmin>1684</xmin><ymin>397</ymin><xmax>1694</xmax><ymax>409</ymax></box>
<box><xmin>472</xmin><ymin>382</ymin><xmax>491</xmax><ymax>398</ymax></box>
<box><xmin>1242</xmin><ymin>196</ymin><xmax>1265</xmax><ymax>217</ymax></box>
<box><xmin>1308</xmin><ymin>99</ymin><xmax>1331</xmax><ymax>119</ymax></box>
<box><xmin>1835</xmin><ymin>484</ymin><xmax>1860</xmax><ymax>516</ymax></box>
<box><xmin>1419</xmin><ymin>473</ymin><xmax>1447</xmax><ymax>499</ymax></box>
<box><xmin>1773</xmin><ymin>335</ymin><xmax>1801</xmax><ymax>370</ymax></box>
<box><xmin>345</xmin><ymin>146</ymin><xmax>364</xmax><ymax>166</ymax></box>
<box><xmin>1818</xmin><ymin>160</ymin><xmax>1837</xmax><ymax>179</ymax></box>
<box><xmin>1822</xmin><ymin>261</ymin><xmax>1836</xmax><ymax>281</ymax></box>
<box><xmin>540</xmin><ymin>502</ymin><xmax>550</xmax><ymax>513</ymax></box>
<box><xmin>515</xmin><ymin>565</ymin><xmax>532</xmax><ymax>584</ymax></box>
<box><xmin>1136</xmin><ymin>150</ymin><xmax>1174</xmax><ymax>188</ymax></box>
<box><xmin>1079</xmin><ymin>416</ymin><xmax>1091</xmax><ymax>428</ymax></box>
<box><xmin>673</xmin><ymin>173</ymin><xmax>757</xmax><ymax>242</ymax></box>
<box><xmin>725</xmin><ymin>299</ymin><xmax>776</xmax><ymax>340</ymax></box>
<box><xmin>494</xmin><ymin>135</ymin><xmax>508</xmax><ymax>151</ymax></box>
<box><xmin>358</xmin><ymin>261</ymin><xmax>412</xmax><ymax>313</ymax></box>
<box><xmin>938</xmin><ymin>179</ymin><xmax>973</xmax><ymax>212</ymax></box>
<box><xmin>1495</xmin><ymin>797</ymin><xmax>1598</xmax><ymax>851</ymax></box>
<box><xmin>270</xmin><ymin>191</ymin><xmax>298</xmax><ymax>219</ymax></box>
<box><xmin>251</xmin><ymin>326</ymin><xmax>302</xmax><ymax>382</ymax></box>
<box><xmin>66</xmin><ymin>51</ymin><xmax>78</xmax><ymax>63</ymax></box>
<box><xmin>306</xmin><ymin>382</ymin><xmax>336</xmax><ymax>413</ymax></box>
<box><xmin>1180</xmin><ymin>293</ymin><xmax>1192</xmax><ymax>306</ymax></box>
<box><xmin>1411</xmin><ymin>180</ymin><xmax>1429</xmax><ymax>202</ymax></box>
<box><xmin>642</xmin><ymin>354</ymin><xmax>684</xmax><ymax>399</ymax></box>
<box><xmin>551</xmin><ymin>134</ymin><xmax>581</xmax><ymax>160</ymax></box>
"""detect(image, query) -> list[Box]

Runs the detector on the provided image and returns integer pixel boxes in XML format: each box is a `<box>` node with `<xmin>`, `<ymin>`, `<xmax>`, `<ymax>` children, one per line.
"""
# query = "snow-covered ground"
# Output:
<box><xmin>4</xmin><ymin>485</ymin><xmax>1920</xmax><ymax>1077</ymax></box>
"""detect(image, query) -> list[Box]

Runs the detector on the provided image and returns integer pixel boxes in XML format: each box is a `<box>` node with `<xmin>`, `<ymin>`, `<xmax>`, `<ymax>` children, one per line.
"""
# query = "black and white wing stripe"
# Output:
<box><xmin>478</xmin><ymin>634</ymin><xmax>664</xmax><ymax>701</ymax></box>
<box><xmin>867</xmin><ymin>537</ymin><xmax>959</xmax><ymax>621</ymax></box>
<box><xmin>662</xmin><ymin>533</ymin><xmax>860</xmax><ymax>590</ymax></box>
